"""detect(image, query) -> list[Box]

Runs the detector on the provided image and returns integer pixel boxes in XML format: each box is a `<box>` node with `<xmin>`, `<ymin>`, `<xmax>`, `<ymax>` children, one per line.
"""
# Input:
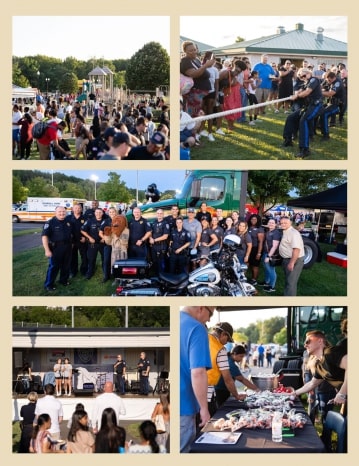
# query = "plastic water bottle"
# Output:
<box><xmin>272</xmin><ymin>411</ymin><xmax>283</xmax><ymax>442</ymax></box>
<box><xmin>118</xmin><ymin>446</ymin><xmax>125</xmax><ymax>453</ymax></box>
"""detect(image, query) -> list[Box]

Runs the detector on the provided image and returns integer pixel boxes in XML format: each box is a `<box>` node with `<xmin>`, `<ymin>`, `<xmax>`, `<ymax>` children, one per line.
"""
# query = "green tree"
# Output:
<box><xmin>126</xmin><ymin>42</ymin><xmax>170</xmax><ymax>90</ymax></box>
<box><xmin>261</xmin><ymin>316</ymin><xmax>286</xmax><ymax>342</ymax></box>
<box><xmin>60</xmin><ymin>182</ymin><xmax>87</xmax><ymax>199</ymax></box>
<box><xmin>60</xmin><ymin>72</ymin><xmax>79</xmax><ymax>95</ymax></box>
<box><xmin>247</xmin><ymin>170</ymin><xmax>347</xmax><ymax>215</ymax></box>
<box><xmin>27</xmin><ymin>177</ymin><xmax>60</xmax><ymax>197</ymax></box>
<box><xmin>13</xmin><ymin>306</ymin><xmax>169</xmax><ymax>328</ymax></box>
<box><xmin>273</xmin><ymin>327</ymin><xmax>287</xmax><ymax>345</ymax></box>
<box><xmin>97</xmin><ymin>172</ymin><xmax>131</xmax><ymax>203</ymax></box>
<box><xmin>97</xmin><ymin>308</ymin><xmax>120</xmax><ymax>327</ymax></box>
<box><xmin>13</xmin><ymin>176</ymin><xmax>28</xmax><ymax>203</ymax></box>
<box><xmin>241</xmin><ymin>322</ymin><xmax>260</xmax><ymax>345</ymax></box>
<box><xmin>114</xmin><ymin>70</ymin><xmax>126</xmax><ymax>88</ymax></box>
<box><xmin>233</xmin><ymin>331</ymin><xmax>249</xmax><ymax>344</ymax></box>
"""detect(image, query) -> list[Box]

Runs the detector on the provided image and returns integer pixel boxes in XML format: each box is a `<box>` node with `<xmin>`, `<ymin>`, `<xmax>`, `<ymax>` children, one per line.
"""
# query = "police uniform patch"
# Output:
<box><xmin>43</xmin><ymin>223</ymin><xmax>49</xmax><ymax>230</ymax></box>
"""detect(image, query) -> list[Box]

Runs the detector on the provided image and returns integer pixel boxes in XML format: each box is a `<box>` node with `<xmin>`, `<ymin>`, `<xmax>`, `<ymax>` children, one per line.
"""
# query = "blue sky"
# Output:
<box><xmin>47</xmin><ymin>170</ymin><xmax>187</xmax><ymax>193</ymax></box>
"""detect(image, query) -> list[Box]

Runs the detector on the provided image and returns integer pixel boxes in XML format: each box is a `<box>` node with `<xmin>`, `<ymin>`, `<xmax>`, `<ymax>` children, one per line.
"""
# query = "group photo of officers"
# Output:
<box><xmin>41</xmin><ymin>200</ymin><xmax>224</xmax><ymax>291</ymax></box>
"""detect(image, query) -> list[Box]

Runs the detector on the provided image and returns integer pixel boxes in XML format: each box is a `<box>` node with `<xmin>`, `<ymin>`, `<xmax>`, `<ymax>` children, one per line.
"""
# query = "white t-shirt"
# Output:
<box><xmin>12</xmin><ymin>110</ymin><xmax>23</xmax><ymax>129</ymax></box>
<box><xmin>34</xmin><ymin>395</ymin><xmax>64</xmax><ymax>435</ymax></box>
<box><xmin>207</xmin><ymin>66</ymin><xmax>219</xmax><ymax>93</ymax></box>
<box><xmin>91</xmin><ymin>393</ymin><xmax>126</xmax><ymax>430</ymax></box>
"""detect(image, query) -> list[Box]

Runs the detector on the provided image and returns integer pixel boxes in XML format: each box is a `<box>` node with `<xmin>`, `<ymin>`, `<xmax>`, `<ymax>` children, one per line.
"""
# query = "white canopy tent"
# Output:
<box><xmin>12</xmin><ymin>84</ymin><xmax>37</xmax><ymax>101</ymax></box>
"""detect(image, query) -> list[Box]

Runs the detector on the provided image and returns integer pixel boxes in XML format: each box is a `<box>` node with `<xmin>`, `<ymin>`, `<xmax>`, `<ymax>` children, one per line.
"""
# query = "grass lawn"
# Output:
<box><xmin>13</xmin><ymin>246</ymin><xmax>114</xmax><ymax>296</ymax></box>
<box><xmin>13</xmin><ymin>240</ymin><xmax>346</xmax><ymax>296</ymax></box>
<box><xmin>13</xmin><ymin>228</ymin><xmax>42</xmax><ymax>237</ymax></box>
<box><xmin>189</xmin><ymin>110</ymin><xmax>347</xmax><ymax>160</ymax></box>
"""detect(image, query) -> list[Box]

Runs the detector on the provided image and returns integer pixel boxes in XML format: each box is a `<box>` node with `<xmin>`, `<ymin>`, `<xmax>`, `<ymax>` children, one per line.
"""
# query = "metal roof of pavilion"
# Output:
<box><xmin>203</xmin><ymin>23</ymin><xmax>347</xmax><ymax>58</ymax></box>
<box><xmin>88</xmin><ymin>66</ymin><xmax>107</xmax><ymax>76</ymax></box>
<box><xmin>180</xmin><ymin>35</ymin><xmax>216</xmax><ymax>53</ymax></box>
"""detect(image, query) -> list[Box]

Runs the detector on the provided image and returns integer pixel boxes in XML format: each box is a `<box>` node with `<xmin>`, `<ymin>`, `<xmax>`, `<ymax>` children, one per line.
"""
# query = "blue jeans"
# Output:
<box><xmin>180</xmin><ymin>415</ymin><xmax>196</xmax><ymax>452</ymax></box>
<box><xmin>237</xmin><ymin>87</ymin><xmax>248</xmax><ymax>122</ymax></box>
<box><xmin>263</xmin><ymin>253</ymin><xmax>277</xmax><ymax>288</ymax></box>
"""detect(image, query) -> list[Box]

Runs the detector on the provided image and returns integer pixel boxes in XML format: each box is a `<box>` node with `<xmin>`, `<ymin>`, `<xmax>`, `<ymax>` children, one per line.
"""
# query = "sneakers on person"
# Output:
<box><xmin>208</xmin><ymin>133</ymin><xmax>215</xmax><ymax>142</ymax></box>
<box><xmin>263</xmin><ymin>285</ymin><xmax>276</xmax><ymax>292</ymax></box>
<box><xmin>254</xmin><ymin>118</ymin><xmax>263</xmax><ymax>122</ymax></box>
<box><xmin>274</xmin><ymin>109</ymin><xmax>280</xmax><ymax>113</ymax></box>
<box><xmin>248</xmin><ymin>121</ymin><xmax>256</xmax><ymax>126</ymax></box>
<box><xmin>249</xmin><ymin>279</ymin><xmax>258</xmax><ymax>286</ymax></box>
<box><xmin>216</xmin><ymin>128</ymin><xmax>225</xmax><ymax>135</ymax></box>
<box><xmin>200</xmin><ymin>130</ymin><xmax>209</xmax><ymax>137</ymax></box>
<box><xmin>195</xmin><ymin>134</ymin><xmax>201</xmax><ymax>143</ymax></box>
<box><xmin>257</xmin><ymin>281</ymin><xmax>268</xmax><ymax>287</ymax></box>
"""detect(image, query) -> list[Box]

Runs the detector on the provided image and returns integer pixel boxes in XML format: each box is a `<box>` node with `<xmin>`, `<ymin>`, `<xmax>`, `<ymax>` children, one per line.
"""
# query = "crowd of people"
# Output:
<box><xmin>18</xmin><ymin>381</ymin><xmax>169</xmax><ymax>453</ymax></box>
<box><xmin>41</xmin><ymin>201</ymin><xmax>308</xmax><ymax>296</ymax></box>
<box><xmin>12</xmin><ymin>94</ymin><xmax>170</xmax><ymax>160</ymax></box>
<box><xmin>180</xmin><ymin>306</ymin><xmax>348</xmax><ymax>453</ymax></box>
<box><xmin>180</xmin><ymin>44</ymin><xmax>347</xmax><ymax>158</ymax></box>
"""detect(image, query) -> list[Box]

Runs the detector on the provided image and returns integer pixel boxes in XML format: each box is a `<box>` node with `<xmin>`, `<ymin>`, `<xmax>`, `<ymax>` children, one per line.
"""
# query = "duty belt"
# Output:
<box><xmin>51</xmin><ymin>240</ymin><xmax>70</xmax><ymax>246</ymax></box>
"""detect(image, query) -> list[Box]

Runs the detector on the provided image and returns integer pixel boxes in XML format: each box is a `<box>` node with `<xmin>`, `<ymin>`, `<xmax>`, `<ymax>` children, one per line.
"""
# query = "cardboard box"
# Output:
<box><xmin>326</xmin><ymin>252</ymin><xmax>347</xmax><ymax>268</ymax></box>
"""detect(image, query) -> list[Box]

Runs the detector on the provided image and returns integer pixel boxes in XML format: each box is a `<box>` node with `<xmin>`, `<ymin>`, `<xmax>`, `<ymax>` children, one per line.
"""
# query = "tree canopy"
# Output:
<box><xmin>126</xmin><ymin>42</ymin><xmax>170</xmax><ymax>91</ymax></box>
<box><xmin>12</xmin><ymin>306</ymin><xmax>170</xmax><ymax>328</ymax></box>
<box><xmin>12</xmin><ymin>43</ymin><xmax>169</xmax><ymax>95</ymax></box>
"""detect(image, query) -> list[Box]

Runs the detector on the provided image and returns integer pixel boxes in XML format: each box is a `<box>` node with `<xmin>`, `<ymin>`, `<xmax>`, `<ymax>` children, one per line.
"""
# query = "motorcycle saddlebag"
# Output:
<box><xmin>112</xmin><ymin>259</ymin><xmax>150</xmax><ymax>279</ymax></box>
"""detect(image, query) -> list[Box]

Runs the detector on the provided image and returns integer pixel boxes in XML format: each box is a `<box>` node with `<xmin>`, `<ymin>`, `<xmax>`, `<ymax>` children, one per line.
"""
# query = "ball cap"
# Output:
<box><xmin>103</xmin><ymin>127</ymin><xmax>117</xmax><ymax>139</ymax></box>
<box><xmin>113</xmin><ymin>132</ymin><xmax>135</xmax><ymax>146</ymax></box>
<box><xmin>150</xmin><ymin>131</ymin><xmax>167</xmax><ymax>147</ymax></box>
<box><xmin>215</xmin><ymin>322</ymin><xmax>234</xmax><ymax>342</ymax></box>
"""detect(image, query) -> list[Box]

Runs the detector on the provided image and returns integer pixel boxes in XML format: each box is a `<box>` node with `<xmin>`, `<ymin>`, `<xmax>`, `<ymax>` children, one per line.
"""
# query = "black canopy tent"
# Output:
<box><xmin>287</xmin><ymin>183</ymin><xmax>347</xmax><ymax>243</ymax></box>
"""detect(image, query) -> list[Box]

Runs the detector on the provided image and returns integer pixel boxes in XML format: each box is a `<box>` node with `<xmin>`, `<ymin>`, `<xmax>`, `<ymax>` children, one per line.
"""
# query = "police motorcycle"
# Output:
<box><xmin>112</xmin><ymin>234</ymin><xmax>256</xmax><ymax>297</ymax></box>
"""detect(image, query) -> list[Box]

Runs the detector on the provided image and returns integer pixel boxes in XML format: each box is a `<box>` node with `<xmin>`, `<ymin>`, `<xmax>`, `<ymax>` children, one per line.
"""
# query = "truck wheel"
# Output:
<box><xmin>302</xmin><ymin>237</ymin><xmax>319</xmax><ymax>269</ymax></box>
<box><xmin>12</xmin><ymin>216</ymin><xmax>20</xmax><ymax>223</ymax></box>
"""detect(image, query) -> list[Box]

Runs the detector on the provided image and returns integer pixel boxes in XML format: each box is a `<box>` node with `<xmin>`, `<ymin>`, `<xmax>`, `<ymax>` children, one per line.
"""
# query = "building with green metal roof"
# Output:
<box><xmin>181</xmin><ymin>23</ymin><xmax>347</xmax><ymax>69</ymax></box>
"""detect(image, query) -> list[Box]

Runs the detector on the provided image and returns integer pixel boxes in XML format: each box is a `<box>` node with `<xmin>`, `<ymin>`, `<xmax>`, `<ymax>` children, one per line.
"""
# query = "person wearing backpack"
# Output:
<box><xmin>35</xmin><ymin>109</ymin><xmax>62</xmax><ymax>159</ymax></box>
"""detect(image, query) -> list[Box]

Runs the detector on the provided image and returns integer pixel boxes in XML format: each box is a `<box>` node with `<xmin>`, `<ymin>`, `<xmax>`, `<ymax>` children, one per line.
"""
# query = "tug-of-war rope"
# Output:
<box><xmin>182</xmin><ymin>96</ymin><xmax>293</xmax><ymax>126</ymax></box>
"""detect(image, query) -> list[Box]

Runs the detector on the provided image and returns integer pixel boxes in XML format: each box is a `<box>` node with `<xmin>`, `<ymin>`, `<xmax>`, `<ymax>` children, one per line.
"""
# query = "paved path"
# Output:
<box><xmin>13</xmin><ymin>232</ymin><xmax>42</xmax><ymax>254</ymax></box>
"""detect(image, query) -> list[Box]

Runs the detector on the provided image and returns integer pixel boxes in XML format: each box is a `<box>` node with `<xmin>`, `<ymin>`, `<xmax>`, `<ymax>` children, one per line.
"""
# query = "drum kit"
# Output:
<box><xmin>153</xmin><ymin>371</ymin><xmax>170</xmax><ymax>394</ymax></box>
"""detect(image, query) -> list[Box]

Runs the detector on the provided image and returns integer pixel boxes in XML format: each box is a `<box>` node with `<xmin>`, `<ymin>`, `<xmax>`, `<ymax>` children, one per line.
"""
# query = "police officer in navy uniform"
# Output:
<box><xmin>137</xmin><ymin>351</ymin><xmax>151</xmax><ymax>396</ymax></box>
<box><xmin>69</xmin><ymin>203</ymin><xmax>88</xmax><ymax>277</ymax></box>
<box><xmin>84</xmin><ymin>199</ymin><xmax>109</xmax><ymax>221</ymax></box>
<box><xmin>168</xmin><ymin>216</ymin><xmax>191</xmax><ymax>274</ymax></box>
<box><xmin>282</xmin><ymin>68</ymin><xmax>323</xmax><ymax>158</ymax></box>
<box><xmin>164</xmin><ymin>205</ymin><xmax>181</xmax><ymax>232</ymax></box>
<box><xmin>81</xmin><ymin>207</ymin><xmax>106</xmax><ymax>279</ymax></box>
<box><xmin>149</xmin><ymin>209</ymin><xmax>170</xmax><ymax>274</ymax></box>
<box><xmin>319</xmin><ymin>71</ymin><xmax>345</xmax><ymax>140</ymax></box>
<box><xmin>42</xmin><ymin>206</ymin><xmax>72</xmax><ymax>291</ymax></box>
<box><xmin>128</xmin><ymin>206</ymin><xmax>152</xmax><ymax>258</ymax></box>
<box><xmin>113</xmin><ymin>354</ymin><xmax>127</xmax><ymax>395</ymax></box>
